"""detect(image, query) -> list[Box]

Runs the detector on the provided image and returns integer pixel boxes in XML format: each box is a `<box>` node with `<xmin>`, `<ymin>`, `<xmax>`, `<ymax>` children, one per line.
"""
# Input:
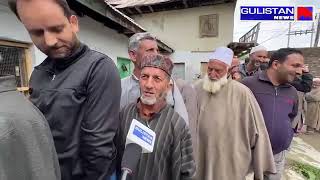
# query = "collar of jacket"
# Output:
<box><xmin>0</xmin><ymin>75</ymin><xmax>17</xmax><ymax>93</ymax></box>
<box><xmin>34</xmin><ymin>42</ymin><xmax>88</xmax><ymax>73</ymax></box>
<box><xmin>258</xmin><ymin>70</ymin><xmax>291</xmax><ymax>88</ymax></box>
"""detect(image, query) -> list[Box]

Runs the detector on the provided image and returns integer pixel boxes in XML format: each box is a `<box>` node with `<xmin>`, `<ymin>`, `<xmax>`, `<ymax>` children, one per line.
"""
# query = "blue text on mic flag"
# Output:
<box><xmin>133</xmin><ymin>125</ymin><xmax>154</xmax><ymax>145</ymax></box>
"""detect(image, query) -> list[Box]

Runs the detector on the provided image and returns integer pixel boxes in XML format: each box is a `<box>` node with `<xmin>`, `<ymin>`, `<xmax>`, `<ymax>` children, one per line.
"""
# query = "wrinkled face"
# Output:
<box><xmin>207</xmin><ymin>60</ymin><xmax>228</xmax><ymax>81</ymax></box>
<box><xmin>140</xmin><ymin>67</ymin><xmax>169</xmax><ymax>105</ymax></box>
<box><xmin>250</xmin><ymin>50</ymin><xmax>269</xmax><ymax>67</ymax></box>
<box><xmin>17</xmin><ymin>0</ymin><xmax>79</xmax><ymax>59</ymax></box>
<box><xmin>275</xmin><ymin>53</ymin><xmax>304</xmax><ymax>83</ymax></box>
<box><xmin>129</xmin><ymin>39</ymin><xmax>159</xmax><ymax>69</ymax></box>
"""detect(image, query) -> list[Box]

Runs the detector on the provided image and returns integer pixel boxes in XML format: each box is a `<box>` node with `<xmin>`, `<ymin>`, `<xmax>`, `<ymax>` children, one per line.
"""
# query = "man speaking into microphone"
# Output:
<box><xmin>116</xmin><ymin>54</ymin><xmax>196</xmax><ymax>180</ymax></box>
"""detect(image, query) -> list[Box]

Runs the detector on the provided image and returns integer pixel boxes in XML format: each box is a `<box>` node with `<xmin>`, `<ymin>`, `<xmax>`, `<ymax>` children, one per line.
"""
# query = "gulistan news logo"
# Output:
<box><xmin>240</xmin><ymin>6</ymin><xmax>314</xmax><ymax>21</ymax></box>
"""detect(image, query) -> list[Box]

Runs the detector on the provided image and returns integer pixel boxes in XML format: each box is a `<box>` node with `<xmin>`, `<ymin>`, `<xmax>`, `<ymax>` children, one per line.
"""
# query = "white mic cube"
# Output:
<box><xmin>126</xmin><ymin>119</ymin><xmax>156</xmax><ymax>153</ymax></box>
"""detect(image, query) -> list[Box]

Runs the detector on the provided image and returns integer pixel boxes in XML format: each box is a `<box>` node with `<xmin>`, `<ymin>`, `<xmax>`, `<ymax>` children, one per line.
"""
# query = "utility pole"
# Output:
<box><xmin>310</xmin><ymin>21</ymin><xmax>315</xmax><ymax>47</ymax></box>
<box><xmin>287</xmin><ymin>22</ymin><xmax>314</xmax><ymax>47</ymax></box>
<box><xmin>287</xmin><ymin>22</ymin><xmax>292</xmax><ymax>47</ymax></box>
<box><xmin>314</xmin><ymin>13</ymin><xmax>320</xmax><ymax>47</ymax></box>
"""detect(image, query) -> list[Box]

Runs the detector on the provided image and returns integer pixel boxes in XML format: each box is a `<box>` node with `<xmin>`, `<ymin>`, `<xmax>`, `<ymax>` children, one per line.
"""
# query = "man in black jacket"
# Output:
<box><xmin>9</xmin><ymin>0</ymin><xmax>121</xmax><ymax>180</ymax></box>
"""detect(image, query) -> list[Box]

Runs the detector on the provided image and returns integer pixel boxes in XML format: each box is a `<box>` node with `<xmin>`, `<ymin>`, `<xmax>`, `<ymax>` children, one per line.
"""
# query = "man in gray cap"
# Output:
<box><xmin>117</xmin><ymin>54</ymin><xmax>196</xmax><ymax>180</ymax></box>
<box><xmin>121</xmin><ymin>32</ymin><xmax>189</xmax><ymax>125</ymax></box>
<box><xmin>195</xmin><ymin>46</ymin><xmax>275</xmax><ymax>180</ymax></box>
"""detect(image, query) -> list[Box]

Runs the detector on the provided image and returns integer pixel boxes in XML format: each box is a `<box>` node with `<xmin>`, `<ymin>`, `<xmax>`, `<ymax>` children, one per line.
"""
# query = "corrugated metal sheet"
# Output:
<box><xmin>105</xmin><ymin>0</ymin><xmax>172</xmax><ymax>8</ymax></box>
<box><xmin>104</xmin><ymin>2</ymin><xmax>146</xmax><ymax>30</ymax></box>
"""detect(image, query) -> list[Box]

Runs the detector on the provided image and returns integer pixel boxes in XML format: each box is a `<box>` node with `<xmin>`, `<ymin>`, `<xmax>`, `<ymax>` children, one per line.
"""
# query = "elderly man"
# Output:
<box><xmin>243</xmin><ymin>48</ymin><xmax>303</xmax><ymax>180</ymax></box>
<box><xmin>239</xmin><ymin>45</ymin><xmax>269</xmax><ymax>78</ymax></box>
<box><xmin>117</xmin><ymin>54</ymin><xmax>196</xmax><ymax>180</ymax></box>
<box><xmin>305</xmin><ymin>78</ymin><xmax>320</xmax><ymax>133</ymax></box>
<box><xmin>195</xmin><ymin>47</ymin><xmax>275</xmax><ymax>180</ymax></box>
<box><xmin>120</xmin><ymin>32</ymin><xmax>189</xmax><ymax>124</ymax></box>
<box><xmin>9</xmin><ymin>0</ymin><xmax>121</xmax><ymax>179</ymax></box>
<box><xmin>0</xmin><ymin>75</ymin><xmax>60</xmax><ymax>180</ymax></box>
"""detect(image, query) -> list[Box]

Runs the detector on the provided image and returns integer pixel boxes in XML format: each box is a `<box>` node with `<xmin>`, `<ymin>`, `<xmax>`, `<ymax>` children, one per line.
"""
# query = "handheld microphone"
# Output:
<box><xmin>121</xmin><ymin>144</ymin><xmax>142</xmax><ymax>180</ymax></box>
<box><xmin>121</xmin><ymin>119</ymin><xmax>156</xmax><ymax>180</ymax></box>
<box><xmin>125</xmin><ymin>119</ymin><xmax>156</xmax><ymax>153</ymax></box>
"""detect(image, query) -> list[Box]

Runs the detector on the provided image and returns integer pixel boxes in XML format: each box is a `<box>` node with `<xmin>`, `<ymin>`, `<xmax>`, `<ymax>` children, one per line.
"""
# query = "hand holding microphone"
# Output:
<box><xmin>121</xmin><ymin>119</ymin><xmax>156</xmax><ymax>180</ymax></box>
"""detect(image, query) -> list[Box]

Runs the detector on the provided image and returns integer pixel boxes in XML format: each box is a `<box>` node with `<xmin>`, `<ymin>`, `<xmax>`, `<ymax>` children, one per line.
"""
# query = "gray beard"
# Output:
<box><xmin>202</xmin><ymin>75</ymin><xmax>228</xmax><ymax>94</ymax></box>
<box><xmin>140</xmin><ymin>94</ymin><xmax>157</xmax><ymax>105</ymax></box>
<box><xmin>140</xmin><ymin>91</ymin><xmax>167</xmax><ymax>105</ymax></box>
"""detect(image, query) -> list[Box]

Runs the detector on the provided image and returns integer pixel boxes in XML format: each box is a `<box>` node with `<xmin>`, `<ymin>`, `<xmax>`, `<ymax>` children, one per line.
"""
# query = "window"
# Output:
<box><xmin>0</xmin><ymin>40</ymin><xmax>32</xmax><ymax>93</ymax></box>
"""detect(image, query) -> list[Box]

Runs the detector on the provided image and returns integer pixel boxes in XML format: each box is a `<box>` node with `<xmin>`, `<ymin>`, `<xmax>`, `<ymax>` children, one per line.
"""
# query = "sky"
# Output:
<box><xmin>234</xmin><ymin>0</ymin><xmax>320</xmax><ymax>50</ymax></box>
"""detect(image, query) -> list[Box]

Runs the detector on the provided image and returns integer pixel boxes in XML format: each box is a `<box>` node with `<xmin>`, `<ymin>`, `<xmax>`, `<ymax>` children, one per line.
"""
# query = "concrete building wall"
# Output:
<box><xmin>132</xmin><ymin>3</ymin><xmax>235</xmax><ymax>52</ymax></box>
<box><xmin>170</xmin><ymin>51</ymin><xmax>211</xmax><ymax>82</ymax></box>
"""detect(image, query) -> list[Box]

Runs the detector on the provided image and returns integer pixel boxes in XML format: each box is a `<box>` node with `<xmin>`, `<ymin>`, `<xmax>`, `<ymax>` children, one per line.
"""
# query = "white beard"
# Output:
<box><xmin>202</xmin><ymin>74</ymin><xmax>228</xmax><ymax>94</ymax></box>
<box><xmin>140</xmin><ymin>91</ymin><xmax>167</xmax><ymax>105</ymax></box>
<box><xmin>140</xmin><ymin>94</ymin><xmax>157</xmax><ymax>105</ymax></box>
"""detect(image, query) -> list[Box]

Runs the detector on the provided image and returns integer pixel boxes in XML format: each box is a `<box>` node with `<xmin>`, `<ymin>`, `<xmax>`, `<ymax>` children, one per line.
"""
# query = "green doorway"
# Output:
<box><xmin>117</xmin><ymin>57</ymin><xmax>133</xmax><ymax>79</ymax></box>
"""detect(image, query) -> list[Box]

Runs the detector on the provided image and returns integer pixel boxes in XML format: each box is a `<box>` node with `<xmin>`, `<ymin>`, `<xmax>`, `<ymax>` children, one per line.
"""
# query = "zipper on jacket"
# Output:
<box><xmin>35</xmin><ymin>67</ymin><xmax>56</xmax><ymax>81</ymax></box>
<box><xmin>52</xmin><ymin>74</ymin><xmax>56</xmax><ymax>81</ymax></box>
<box><xmin>272</xmin><ymin>87</ymin><xmax>278</xmax><ymax>132</ymax></box>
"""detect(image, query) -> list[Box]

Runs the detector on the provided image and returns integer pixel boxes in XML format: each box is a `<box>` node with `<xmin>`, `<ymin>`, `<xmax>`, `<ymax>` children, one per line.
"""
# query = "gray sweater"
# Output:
<box><xmin>0</xmin><ymin>76</ymin><xmax>60</xmax><ymax>180</ymax></box>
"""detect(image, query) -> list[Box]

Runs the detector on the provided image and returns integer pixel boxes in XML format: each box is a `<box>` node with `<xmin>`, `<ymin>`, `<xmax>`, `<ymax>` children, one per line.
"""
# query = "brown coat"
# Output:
<box><xmin>306</xmin><ymin>88</ymin><xmax>320</xmax><ymax>131</ymax></box>
<box><xmin>195</xmin><ymin>80</ymin><xmax>276</xmax><ymax>180</ymax></box>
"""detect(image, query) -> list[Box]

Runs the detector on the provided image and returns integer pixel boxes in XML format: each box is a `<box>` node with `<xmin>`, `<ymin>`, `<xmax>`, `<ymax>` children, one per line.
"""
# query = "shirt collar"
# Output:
<box><xmin>0</xmin><ymin>75</ymin><xmax>17</xmax><ymax>93</ymax></box>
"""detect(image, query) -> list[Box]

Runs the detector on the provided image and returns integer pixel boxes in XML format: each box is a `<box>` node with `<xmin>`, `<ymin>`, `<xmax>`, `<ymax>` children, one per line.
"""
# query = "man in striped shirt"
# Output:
<box><xmin>117</xmin><ymin>54</ymin><xmax>196</xmax><ymax>180</ymax></box>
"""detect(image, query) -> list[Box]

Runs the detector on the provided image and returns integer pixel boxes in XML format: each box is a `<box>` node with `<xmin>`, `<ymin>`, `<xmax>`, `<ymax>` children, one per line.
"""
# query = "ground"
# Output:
<box><xmin>300</xmin><ymin>133</ymin><xmax>320</xmax><ymax>152</ymax></box>
<box><xmin>284</xmin><ymin>132</ymin><xmax>320</xmax><ymax>180</ymax></box>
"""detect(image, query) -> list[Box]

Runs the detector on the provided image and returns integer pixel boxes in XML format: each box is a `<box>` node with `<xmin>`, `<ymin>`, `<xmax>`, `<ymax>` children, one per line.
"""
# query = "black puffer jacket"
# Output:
<box><xmin>29</xmin><ymin>43</ymin><xmax>121</xmax><ymax>180</ymax></box>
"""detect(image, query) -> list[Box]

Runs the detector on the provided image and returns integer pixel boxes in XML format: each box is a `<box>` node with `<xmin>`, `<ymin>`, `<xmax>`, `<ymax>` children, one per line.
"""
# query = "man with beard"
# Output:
<box><xmin>120</xmin><ymin>33</ymin><xmax>189</xmax><ymax>125</ymax></box>
<box><xmin>243</xmin><ymin>48</ymin><xmax>303</xmax><ymax>180</ymax></box>
<box><xmin>239</xmin><ymin>45</ymin><xmax>269</xmax><ymax>78</ymax></box>
<box><xmin>195</xmin><ymin>47</ymin><xmax>275</xmax><ymax>180</ymax></box>
<box><xmin>117</xmin><ymin>54</ymin><xmax>196</xmax><ymax>180</ymax></box>
<box><xmin>9</xmin><ymin>0</ymin><xmax>121</xmax><ymax>179</ymax></box>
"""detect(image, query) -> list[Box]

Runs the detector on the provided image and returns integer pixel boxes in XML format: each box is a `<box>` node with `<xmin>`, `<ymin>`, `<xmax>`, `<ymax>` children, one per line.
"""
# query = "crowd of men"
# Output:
<box><xmin>1</xmin><ymin>0</ymin><xmax>320</xmax><ymax>180</ymax></box>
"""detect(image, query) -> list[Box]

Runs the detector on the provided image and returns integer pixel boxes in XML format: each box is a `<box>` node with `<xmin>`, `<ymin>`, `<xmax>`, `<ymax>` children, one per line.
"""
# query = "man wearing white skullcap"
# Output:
<box><xmin>194</xmin><ymin>46</ymin><xmax>276</xmax><ymax>180</ymax></box>
<box><xmin>239</xmin><ymin>45</ymin><xmax>269</xmax><ymax>79</ymax></box>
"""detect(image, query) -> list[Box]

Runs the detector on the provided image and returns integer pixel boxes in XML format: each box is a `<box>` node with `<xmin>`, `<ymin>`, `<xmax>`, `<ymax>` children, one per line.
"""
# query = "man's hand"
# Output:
<box><xmin>302</xmin><ymin>64</ymin><xmax>309</xmax><ymax>73</ymax></box>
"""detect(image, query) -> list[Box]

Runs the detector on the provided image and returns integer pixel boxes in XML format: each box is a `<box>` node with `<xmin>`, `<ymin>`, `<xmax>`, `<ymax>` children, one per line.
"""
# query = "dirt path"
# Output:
<box><xmin>300</xmin><ymin>133</ymin><xmax>320</xmax><ymax>152</ymax></box>
<box><xmin>283</xmin><ymin>134</ymin><xmax>320</xmax><ymax>180</ymax></box>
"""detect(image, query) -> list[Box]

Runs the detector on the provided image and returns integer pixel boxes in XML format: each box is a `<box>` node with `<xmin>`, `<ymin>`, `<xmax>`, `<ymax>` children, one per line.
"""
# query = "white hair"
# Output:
<box><xmin>128</xmin><ymin>32</ymin><xmax>156</xmax><ymax>52</ymax></box>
